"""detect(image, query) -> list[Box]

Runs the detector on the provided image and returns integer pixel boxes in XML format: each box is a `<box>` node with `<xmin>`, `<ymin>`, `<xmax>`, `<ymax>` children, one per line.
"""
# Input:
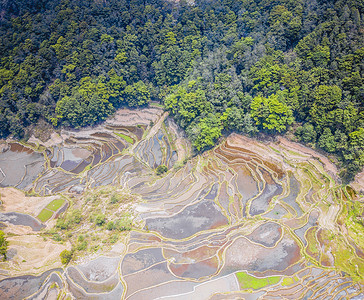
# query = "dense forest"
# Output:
<box><xmin>0</xmin><ymin>0</ymin><xmax>363</xmax><ymax>180</ymax></box>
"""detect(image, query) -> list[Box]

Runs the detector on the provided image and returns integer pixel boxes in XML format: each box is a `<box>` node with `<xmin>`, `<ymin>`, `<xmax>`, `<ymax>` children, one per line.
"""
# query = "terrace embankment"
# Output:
<box><xmin>0</xmin><ymin>107</ymin><xmax>363</xmax><ymax>299</ymax></box>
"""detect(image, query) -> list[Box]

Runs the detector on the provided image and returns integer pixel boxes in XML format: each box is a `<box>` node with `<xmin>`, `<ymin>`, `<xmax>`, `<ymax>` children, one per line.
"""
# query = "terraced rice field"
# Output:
<box><xmin>0</xmin><ymin>107</ymin><xmax>363</xmax><ymax>299</ymax></box>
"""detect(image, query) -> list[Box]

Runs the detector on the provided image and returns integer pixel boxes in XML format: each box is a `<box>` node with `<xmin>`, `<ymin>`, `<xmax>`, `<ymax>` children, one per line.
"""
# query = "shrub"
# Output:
<box><xmin>156</xmin><ymin>165</ymin><xmax>168</xmax><ymax>175</ymax></box>
<box><xmin>95</xmin><ymin>214</ymin><xmax>106</xmax><ymax>226</ymax></box>
<box><xmin>106</xmin><ymin>221</ymin><xmax>115</xmax><ymax>230</ymax></box>
<box><xmin>116</xmin><ymin>217</ymin><xmax>132</xmax><ymax>231</ymax></box>
<box><xmin>60</xmin><ymin>249</ymin><xmax>73</xmax><ymax>265</ymax></box>
<box><xmin>110</xmin><ymin>234</ymin><xmax>119</xmax><ymax>244</ymax></box>
<box><xmin>110</xmin><ymin>194</ymin><xmax>120</xmax><ymax>204</ymax></box>
<box><xmin>52</xmin><ymin>233</ymin><xmax>63</xmax><ymax>242</ymax></box>
<box><xmin>76</xmin><ymin>240</ymin><xmax>88</xmax><ymax>251</ymax></box>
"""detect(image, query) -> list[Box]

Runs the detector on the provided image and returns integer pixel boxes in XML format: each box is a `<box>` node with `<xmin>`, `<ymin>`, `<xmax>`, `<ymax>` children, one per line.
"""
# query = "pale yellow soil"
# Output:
<box><xmin>227</xmin><ymin>134</ymin><xmax>284</xmax><ymax>166</ymax></box>
<box><xmin>0</xmin><ymin>187</ymin><xmax>61</xmax><ymax>217</ymax></box>
<box><xmin>28</xmin><ymin>132</ymin><xmax>63</xmax><ymax>148</ymax></box>
<box><xmin>167</xmin><ymin>118</ymin><xmax>191</xmax><ymax>162</ymax></box>
<box><xmin>227</xmin><ymin>134</ymin><xmax>339</xmax><ymax>183</ymax></box>
<box><xmin>318</xmin><ymin>204</ymin><xmax>340</xmax><ymax>232</ymax></box>
<box><xmin>2</xmin><ymin>224</ymin><xmax>34</xmax><ymax>235</ymax></box>
<box><xmin>71</xmin><ymin>148</ymin><xmax>92</xmax><ymax>159</ymax></box>
<box><xmin>0</xmin><ymin>235</ymin><xmax>70</xmax><ymax>277</ymax></box>
<box><xmin>144</xmin><ymin>111</ymin><xmax>169</xmax><ymax>140</ymax></box>
<box><xmin>106</xmin><ymin>107</ymin><xmax>163</xmax><ymax>126</ymax></box>
<box><xmin>27</xmin><ymin>107</ymin><xmax>165</xmax><ymax>148</ymax></box>
<box><xmin>277</xmin><ymin>137</ymin><xmax>338</xmax><ymax>178</ymax></box>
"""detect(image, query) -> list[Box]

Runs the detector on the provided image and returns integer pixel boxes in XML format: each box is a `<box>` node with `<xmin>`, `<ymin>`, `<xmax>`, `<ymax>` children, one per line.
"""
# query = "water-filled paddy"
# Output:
<box><xmin>145</xmin><ymin>199</ymin><xmax>229</xmax><ymax>239</ymax></box>
<box><xmin>0</xmin><ymin>111</ymin><xmax>362</xmax><ymax>299</ymax></box>
<box><xmin>0</xmin><ymin>212</ymin><xmax>45</xmax><ymax>231</ymax></box>
<box><xmin>0</xmin><ymin>269</ymin><xmax>62</xmax><ymax>299</ymax></box>
<box><xmin>0</xmin><ymin>143</ymin><xmax>44</xmax><ymax>189</ymax></box>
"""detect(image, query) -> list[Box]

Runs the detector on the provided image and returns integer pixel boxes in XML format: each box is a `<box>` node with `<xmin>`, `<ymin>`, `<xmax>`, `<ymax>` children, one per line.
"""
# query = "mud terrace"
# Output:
<box><xmin>0</xmin><ymin>107</ymin><xmax>363</xmax><ymax>299</ymax></box>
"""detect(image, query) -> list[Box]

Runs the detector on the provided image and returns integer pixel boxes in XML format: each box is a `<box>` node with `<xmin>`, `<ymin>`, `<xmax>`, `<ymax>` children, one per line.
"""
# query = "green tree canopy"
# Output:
<box><xmin>123</xmin><ymin>81</ymin><xmax>151</xmax><ymax>107</ymax></box>
<box><xmin>186</xmin><ymin>114</ymin><xmax>222</xmax><ymax>151</ymax></box>
<box><xmin>309</xmin><ymin>85</ymin><xmax>342</xmax><ymax>131</ymax></box>
<box><xmin>250</xmin><ymin>94</ymin><xmax>294</xmax><ymax>133</ymax></box>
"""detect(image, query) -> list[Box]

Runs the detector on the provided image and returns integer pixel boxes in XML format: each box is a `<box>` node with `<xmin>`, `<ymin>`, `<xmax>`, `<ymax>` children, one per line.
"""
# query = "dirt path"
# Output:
<box><xmin>144</xmin><ymin>111</ymin><xmax>169</xmax><ymax>140</ymax></box>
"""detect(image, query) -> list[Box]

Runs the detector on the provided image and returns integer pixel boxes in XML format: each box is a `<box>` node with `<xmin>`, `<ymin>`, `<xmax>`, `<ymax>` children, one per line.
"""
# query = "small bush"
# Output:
<box><xmin>115</xmin><ymin>217</ymin><xmax>132</xmax><ymax>231</ymax></box>
<box><xmin>110</xmin><ymin>234</ymin><xmax>119</xmax><ymax>244</ymax></box>
<box><xmin>60</xmin><ymin>249</ymin><xmax>73</xmax><ymax>265</ymax></box>
<box><xmin>52</xmin><ymin>233</ymin><xmax>63</xmax><ymax>242</ymax></box>
<box><xmin>76</xmin><ymin>240</ymin><xmax>88</xmax><ymax>251</ymax></box>
<box><xmin>94</xmin><ymin>214</ymin><xmax>106</xmax><ymax>226</ymax></box>
<box><xmin>71</xmin><ymin>210</ymin><xmax>82</xmax><ymax>224</ymax></box>
<box><xmin>110</xmin><ymin>194</ymin><xmax>120</xmax><ymax>204</ymax></box>
<box><xmin>156</xmin><ymin>165</ymin><xmax>168</xmax><ymax>175</ymax></box>
<box><xmin>56</xmin><ymin>218</ymin><xmax>69</xmax><ymax>230</ymax></box>
<box><xmin>56</xmin><ymin>209</ymin><xmax>82</xmax><ymax>231</ymax></box>
<box><xmin>106</xmin><ymin>221</ymin><xmax>115</xmax><ymax>230</ymax></box>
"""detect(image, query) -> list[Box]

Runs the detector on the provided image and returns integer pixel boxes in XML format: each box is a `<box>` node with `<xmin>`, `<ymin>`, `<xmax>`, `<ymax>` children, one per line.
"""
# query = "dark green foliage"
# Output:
<box><xmin>318</xmin><ymin>128</ymin><xmax>337</xmax><ymax>153</ymax></box>
<box><xmin>186</xmin><ymin>114</ymin><xmax>223</xmax><ymax>151</ymax></box>
<box><xmin>0</xmin><ymin>0</ymin><xmax>362</xmax><ymax>180</ymax></box>
<box><xmin>106</xmin><ymin>221</ymin><xmax>115</xmax><ymax>231</ymax></box>
<box><xmin>51</xmin><ymin>233</ymin><xmax>63</xmax><ymax>242</ymax></box>
<box><xmin>123</xmin><ymin>81</ymin><xmax>151</xmax><ymax>107</ymax></box>
<box><xmin>110</xmin><ymin>194</ymin><xmax>120</xmax><ymax>204</ymax></box>
<box><xmin>115</xmin><ymin>217</ymin><xmax>132</xmax><ymax>231</ymax></box>
<box><xmin>156</xmin><ymin>165</ymin><xmax>168</xmax><ymax>175</ymax></box>
<box><xmin>0</xmin><ymin>230</ymin><xmax>8</xmax><ymax>261</ymax></box>
<box><xmin>106</xmin><ymin>217</ymin><xmax>132</xmax><ymax>231</ymax></box>
<box><xmin>295</xmin><ymin>124</ymin><xmax>317</xmax><ymax>144</ymax></box>
<box><xmin>76</xmin><ymin>240</ymin><xmax>88</xmax><ymax>251</ymax></box>
<box><xmin>94</xmin><ymin>214</ymin><xmax>106</xmax><ymax>226</ymax></box>
<box><xmin>56</xmin><ymin>209</ymin><xmax>82</xmax><ymax>230</ymax></box>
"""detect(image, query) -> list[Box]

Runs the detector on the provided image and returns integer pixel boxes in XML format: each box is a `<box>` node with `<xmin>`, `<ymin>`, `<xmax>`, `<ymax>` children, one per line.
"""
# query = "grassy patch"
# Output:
<box><xmin>305</xmin><ymin>227</ymin><xmax>319</xmax><ymax>256</ymax></box>
<box><xmin>333</xmin><ymin>234</ymin><xmax>364</xmax><ymax>280</ymax></box>
<box><xmin>84</xmin><ymin>165</ymin><xmax>92</xmax><ymax>172</ymax></box>
<box><xmin>236</xmin><ymin>272</ymin><xmax>281</xmax><ymax>290</ymax></box>
<box><xmin>46</xmin><ymin>198</ymin><xmax>65</xmax><ymax>212</ymax></box>
<box><xmin>269</xmin><ymin>146</ymin><xmax>281</xmax><ymax>154</ymax></box>
<box><xmin>38</xmin><ymin>209</ymin><xmax>53</xmax><ymax>222</ymax></box>
<box><xmin>114</xmin><ymin>132</ymin><xmax>134</xmax><ymax>144</ymax></box>
<box><xmin>150</xmin><ymin>102</ymin><xmax>164</xmax><ymax>108</ymax></box>
<box><xmin>281</xmin><ymin>275</ymin><xmax>299</xmax><ymax>286</ymax></box>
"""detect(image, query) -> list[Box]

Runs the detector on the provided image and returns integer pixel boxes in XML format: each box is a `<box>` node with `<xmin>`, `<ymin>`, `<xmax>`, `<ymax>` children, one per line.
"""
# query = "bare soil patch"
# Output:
<box><xmin>0</xmin><ymin>235</ymin><xmax>70</xmax><ymax>277</ymax></box>
<box><xmin>106</xmin><ymin>107</ymin><xmax>163</xmax><ymax>127</ymax></box>
<box><xmin>0</xmin><ymin>187</ymin><xmax>60</xmax><ymax>217</ymax></box>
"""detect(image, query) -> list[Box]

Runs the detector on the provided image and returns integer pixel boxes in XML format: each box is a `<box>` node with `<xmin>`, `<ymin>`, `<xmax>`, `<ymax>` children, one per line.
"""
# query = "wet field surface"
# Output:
<box><xmin>0</xmin><ymin>112</ymin><xmax>363</xmax><ymax>299</ymax></box>
<box><xmin>0</xmin><ymin>212</ymin><xmax>45</xmax><ymax>231</ymax></box>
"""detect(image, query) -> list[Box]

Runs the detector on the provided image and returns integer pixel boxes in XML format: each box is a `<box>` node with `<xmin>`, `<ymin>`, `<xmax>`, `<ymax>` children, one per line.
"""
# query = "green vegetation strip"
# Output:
<box><xmin>46</xmin><ymin>198</ymin><xmax>65</xmax><ymax>212</ymax></box>
<box><xmin>281</xmin><ymin>276</ymin><xmax>299</xmax><ymax>286</ymax></box>
<box><xmin>236</xmin><ymin>272</ymin><xmax>281</xmax><ymax>290</ymax></box>
<box><xmin>37</xmin><ymin>209</ymin><xmax>53</xmax><ymax>222</ymax></box>
<box><xmin>115</xmin><ymin>132</ymin><xmax>134</xmax><ymax>144</ymax></box>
